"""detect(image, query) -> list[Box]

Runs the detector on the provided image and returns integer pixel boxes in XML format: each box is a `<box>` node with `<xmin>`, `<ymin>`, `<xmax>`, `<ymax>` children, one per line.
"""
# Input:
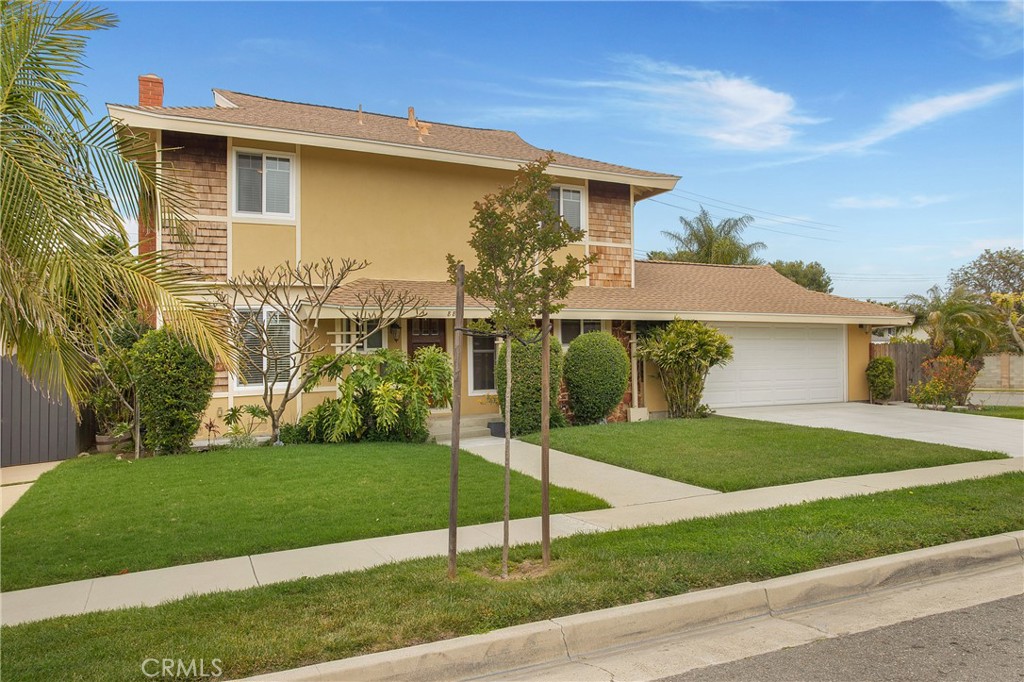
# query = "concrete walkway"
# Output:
<box><xmin>717</xmin><ymin>402</ymin><xmax>1024</xmax><ymax>458</ymax></box>
<box><xmin>0</xmin><ymin>461</ymin><xmax>60</xmax><ymax>516</ymax></box>
<box><xmin>3</xmin><ymin>454</ymin><xmax>1019</xmax><ymax>627</ymax></box>
<box><xmin>459</xmin><ymin>437</ymin><xmax>716</xmax><ymax>506</ymax></box>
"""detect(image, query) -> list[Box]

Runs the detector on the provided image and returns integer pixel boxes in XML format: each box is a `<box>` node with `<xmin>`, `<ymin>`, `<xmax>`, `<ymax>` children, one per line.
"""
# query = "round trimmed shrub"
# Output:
<box><xmin>865</xmin><ymin>356</ymin><xmax>896</xmax><ymax>403</ymax></box>
<box><xmin>495</xmin><ymin>338</ymin><xmax>566</xmax><ymax>437</ymax></box>
<box><xmin>131</xmin><ymin>328</ymin><xmax>214</xmax><ymax>454</ymax></box>
<box><xmin>564</xmin><ymin>331</ymin><xmax>630</xmax><ymax>424</ymax></box>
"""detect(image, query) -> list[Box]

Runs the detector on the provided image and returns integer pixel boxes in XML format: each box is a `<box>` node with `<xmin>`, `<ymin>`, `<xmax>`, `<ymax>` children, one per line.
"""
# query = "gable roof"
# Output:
<box><xmin>107</xmin><ymin>90</ymin><xmax>678</xmax><ymax>195</ymax></box>
<box><xmin>322</xmin><ymin>260</ymin><xmax>913</xmax><ymax>325</ymax></box>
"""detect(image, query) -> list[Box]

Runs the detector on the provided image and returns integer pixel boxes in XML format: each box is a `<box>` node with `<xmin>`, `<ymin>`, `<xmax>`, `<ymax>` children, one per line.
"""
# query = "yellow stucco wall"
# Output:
<box><xmin>232</xmin><ymin>223</ymin><xmax>296</xmax><ymax>275</ymax></box>
<box><xmin>233</xmin><ymin>138</ymin><xmax>296</xmax><ymax>154</ymax></box>
<box><xmin>847</xmin><ymin>324</ymin><xmax>871</xmax><ymax>401</ymax></box>
<box><xmin>301</xmin><ymin>147</ymin><xmax>518</xmax><ymax>281</ymax></box>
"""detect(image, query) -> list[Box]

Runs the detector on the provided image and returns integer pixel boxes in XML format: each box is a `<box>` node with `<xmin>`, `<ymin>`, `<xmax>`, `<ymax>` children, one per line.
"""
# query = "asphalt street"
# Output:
<box><xmin>661</xmin><ymin>595</ymin><xmax>1024</xmax><ymax>682</ymax></box>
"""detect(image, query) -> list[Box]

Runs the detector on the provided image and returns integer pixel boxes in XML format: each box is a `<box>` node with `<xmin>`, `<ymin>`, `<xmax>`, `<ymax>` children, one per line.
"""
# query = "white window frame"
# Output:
<box><xmin>232</xmin><ymin>148</ymin><xmax>296</xmax><ymax>220</ymax></box>
<box><xmin>557</xmin><ymin>319</ymin><xmax>602</xmax><ymax>349</ymax></box>
<box><xmin>234</xmin><ymin>308</ymin><xmax>294</xmax><ymax>390</ymax></box>
<box><xmin>340</xmin><ymin>318</ymin><xmax>385</xmax><ymax>354</ymax></box>
<box><xmin>549</xmin><ymin>183</ymin><xmax>587</xmax><ymax>234</ymax></box>
<box><xmin>467</xmin><ymin>333</ymin><xmax>497</xmax><ymax>396</ymax></box>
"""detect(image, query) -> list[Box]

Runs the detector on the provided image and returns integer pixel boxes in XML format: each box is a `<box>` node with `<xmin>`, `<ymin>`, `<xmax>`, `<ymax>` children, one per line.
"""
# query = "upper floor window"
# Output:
<box><xmin>548</xmin><ymin>186</ymin><xmax>583</xmax><ymax>230</ymax></box>
<box><xmin>235</xmin><ymin>151</ymin><xmax>293</xmax><ymax>217</ymax></box>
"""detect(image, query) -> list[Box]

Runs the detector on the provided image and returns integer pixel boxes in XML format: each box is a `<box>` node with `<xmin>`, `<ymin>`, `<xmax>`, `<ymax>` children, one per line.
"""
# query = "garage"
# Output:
<box><xmin>702</xmin><ymin>324</ymin><xmax>846</xmax><ymax>408</ymax></box>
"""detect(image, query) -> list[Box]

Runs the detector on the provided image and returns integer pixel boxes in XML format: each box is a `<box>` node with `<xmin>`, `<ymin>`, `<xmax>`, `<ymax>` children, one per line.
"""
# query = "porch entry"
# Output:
<box><xmin>407</xmin><ymin>318</ymin><xmax>446</xmax><ymax>354</ymax></box>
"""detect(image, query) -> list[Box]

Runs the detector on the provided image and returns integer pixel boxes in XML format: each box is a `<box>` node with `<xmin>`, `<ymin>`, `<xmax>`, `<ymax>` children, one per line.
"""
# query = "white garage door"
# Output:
<box><xmin>702</xmin><ymin>324</ymin><xmax>846</xmax><ymax>408</ymax></box>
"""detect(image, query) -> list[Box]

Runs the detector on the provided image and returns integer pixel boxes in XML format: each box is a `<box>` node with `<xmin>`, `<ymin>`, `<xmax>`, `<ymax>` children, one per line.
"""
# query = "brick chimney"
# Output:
<box><xmin>138</xmin><ymin>74</ymin><xmax>164</xmax><ymax>107</ymax></box>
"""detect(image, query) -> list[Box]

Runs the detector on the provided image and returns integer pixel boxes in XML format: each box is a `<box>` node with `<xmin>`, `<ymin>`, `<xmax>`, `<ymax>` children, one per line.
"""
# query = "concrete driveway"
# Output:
<box><xmin>716</xmin><ymin>403</ymin><xmax>1024</xmax><ymax>458</ymax></box>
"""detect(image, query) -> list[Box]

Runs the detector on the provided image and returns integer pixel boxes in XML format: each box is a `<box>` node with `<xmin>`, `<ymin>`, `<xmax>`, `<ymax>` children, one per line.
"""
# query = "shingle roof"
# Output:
<box><xmin>111</xmin><ymin>90</ymin><xmax>676</xmax><ymax>181</ymax></box>
<box><xmin>325</xmin><ymin>261</ymin><xmax>912</xmax><ymax>322</ymax></box>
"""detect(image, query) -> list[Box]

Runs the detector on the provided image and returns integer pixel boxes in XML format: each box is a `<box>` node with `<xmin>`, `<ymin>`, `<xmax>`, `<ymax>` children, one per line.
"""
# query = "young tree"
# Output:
<box><xmin>222</xmin><ymin>258</ymin><xmax>422</xmax><ymax>444</ymax></box>
<box><xmin>2</xmin><ymin>1</ymin><xmax>231</xmax><ymax>405</ymax></box>
<box><xmin>649</xmin><ymin>207</ymin><xmax>766</xmax><ymax>265</ymax></box>
<box><xmin>770</xmin><ymin>260</ymin><xmax>834</xmax><ymax>293</ymax></box>
<box><xmin>447</xmin><ymin>155</ymin><xmax>591</xmax><ymax>576</ymax></box>
<box><xmin>991</xmin><ymin>293</ymin><xmax>1024</xmax><ymax>354</ymax></box>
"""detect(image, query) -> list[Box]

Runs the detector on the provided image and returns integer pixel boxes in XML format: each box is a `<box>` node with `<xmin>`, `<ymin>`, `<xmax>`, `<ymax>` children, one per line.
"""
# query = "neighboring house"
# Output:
<box><xmin>109</xmin><ymin>75</ymin><xmax>913</xmax><ymax>427</ymax></box>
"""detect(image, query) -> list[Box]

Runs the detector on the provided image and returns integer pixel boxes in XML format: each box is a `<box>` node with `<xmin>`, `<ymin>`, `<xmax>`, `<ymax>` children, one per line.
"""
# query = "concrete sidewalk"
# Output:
<box><xmin>718</xmin><ymin>402</ymin><xmax>1024</xmax><ymax>458</ymax></box>
<box><xmin>3</xmin><ymin>454</ymin><xmax>1019</xmax><ymax>627</ymax></box>
<box><xmin>1</xmin><ymin>461</ymin><xmax>60</xmax><ymax>516</ymax></box>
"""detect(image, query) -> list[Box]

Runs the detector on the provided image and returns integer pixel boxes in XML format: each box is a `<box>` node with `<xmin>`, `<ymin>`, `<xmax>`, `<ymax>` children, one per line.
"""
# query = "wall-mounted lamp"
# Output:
<box><xmin>389</xmin><ymin>321</ymin><xmax>402</xmax><ymax>342</ymax></box>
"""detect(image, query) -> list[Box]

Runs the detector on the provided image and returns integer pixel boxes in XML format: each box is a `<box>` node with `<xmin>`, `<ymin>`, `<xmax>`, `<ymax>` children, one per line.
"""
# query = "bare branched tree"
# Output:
<box><xmin>222</xmin><ymin>258</ymin><xmax>423</xmax><ymax>443</ymax></box>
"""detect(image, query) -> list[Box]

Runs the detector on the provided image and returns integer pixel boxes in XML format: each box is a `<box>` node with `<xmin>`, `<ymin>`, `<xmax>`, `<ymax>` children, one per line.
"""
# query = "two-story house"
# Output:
<box><xmin>109</xmin><ymin>75</ymin><xmax>911</xmax><ymax>430</ymax></box>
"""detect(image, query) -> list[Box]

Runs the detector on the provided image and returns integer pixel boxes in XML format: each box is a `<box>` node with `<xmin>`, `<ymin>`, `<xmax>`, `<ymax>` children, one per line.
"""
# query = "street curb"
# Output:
<box><xmin>242</xmin><ymin>532</ymin><xmax>1023</xmax><ymax>682</ymax></box>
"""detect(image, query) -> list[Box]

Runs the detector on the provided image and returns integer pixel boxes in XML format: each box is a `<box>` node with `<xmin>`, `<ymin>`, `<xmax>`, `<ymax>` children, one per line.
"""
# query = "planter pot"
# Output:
<box><xmin>487</xmin><ymin>420</ymin><xmax>505</xmax><ymax>438</ymax></box>
<box><xmin>96</xmin><ymin>432</ymin><xmax>131</xmax><ymax>453</ymax></box>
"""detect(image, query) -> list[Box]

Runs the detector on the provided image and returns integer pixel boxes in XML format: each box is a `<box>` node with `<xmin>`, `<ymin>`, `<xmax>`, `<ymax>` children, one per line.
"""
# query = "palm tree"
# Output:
<box><xmin>901</xmin><ymin>285</ymin><xmax>1000</xmax><ymax>361</ymax></box>
<box><xmin>1</xmin><ymin>1</ymin><xmax>230</xmax><ymax>405</ymax></box>
<box><xmin>651</xmin><ymin>207</ymin><xmax>767</xmax><ymax>265</ymax></box>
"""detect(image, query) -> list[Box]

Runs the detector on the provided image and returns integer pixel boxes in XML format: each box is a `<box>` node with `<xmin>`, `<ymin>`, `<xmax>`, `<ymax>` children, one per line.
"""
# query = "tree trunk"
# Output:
<box><xmin>502</xmin><ymin>335</ymin><xmax>512</xmax><ymax>579</ymax></box>
<box><xmin>133</xmin><ymin>390</ymin><xmax>141</xmax><ymax>460</ymax></box>
<box><xmin>540</xmin><ymin>310</ymin><xmax>551</xmax><ymax>567</ymax></box>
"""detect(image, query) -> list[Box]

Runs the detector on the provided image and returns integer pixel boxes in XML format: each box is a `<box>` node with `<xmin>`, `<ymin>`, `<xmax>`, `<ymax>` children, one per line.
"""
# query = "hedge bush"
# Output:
<box><xmin>865</xmin><ymin>356</ymin><xmax>896</xmax><ymax>403</ymax></box>
<box><xmin>495</xmin><ymin>338</ymin><xmax>566</xmax><ymax>436</ymax></box>
<box><xmin>564</xmin><ymin>331</ymin><xmax>630</xmax><ymax>424</ymax></box>
<box><xmin>131</xmin><ymin>329</ymin><xmax>214</xmax><ymax>454</ymax></box>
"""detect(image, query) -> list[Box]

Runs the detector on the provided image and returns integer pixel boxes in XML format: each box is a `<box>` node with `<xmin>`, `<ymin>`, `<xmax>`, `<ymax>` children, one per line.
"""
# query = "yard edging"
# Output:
<box><xmin>241</xmin><ymin>531</ymin><xmax>1024</xmax><ymax>682</ymax></box>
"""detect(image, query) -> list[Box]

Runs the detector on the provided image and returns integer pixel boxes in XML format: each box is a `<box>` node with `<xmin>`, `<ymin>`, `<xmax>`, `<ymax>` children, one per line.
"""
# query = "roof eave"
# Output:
<box><xmin>106</xmin><ymin>105</ymin><xmax>680</xmax><ymax>191</ymax></box>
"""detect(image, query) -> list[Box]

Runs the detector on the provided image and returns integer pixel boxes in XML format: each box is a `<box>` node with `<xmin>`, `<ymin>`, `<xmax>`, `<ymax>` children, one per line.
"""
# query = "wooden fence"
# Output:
<box><xmin>1</xmin><ymin>357</ymin><xmax>94</xmax><ymax>467</ymax></box>
<box><xmin>869</xmin><ymin>342</ymin><xmax>931</xmax><ymax>402</ymax></box>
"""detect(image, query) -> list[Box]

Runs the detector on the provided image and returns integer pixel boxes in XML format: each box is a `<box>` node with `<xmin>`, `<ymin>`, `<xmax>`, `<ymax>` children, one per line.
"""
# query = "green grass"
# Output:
<box><xmin>0</xmin><ymin>443</ymin><xmax>607</xmax><ymax>592</ymax></box>
<box><xmin>971</xmin><ymin>406</ymin><xmax>1024</xmax><ymax>420</ymax></box>
<box><xmin>2</xmin><ymin>473</ymin><xmax>1020</xmax><ymax>682</ymax></box>
<box><xmin>521</xmin><ymin>416</ymin><xmax>1006</xmax><ymax>491</ymax></box>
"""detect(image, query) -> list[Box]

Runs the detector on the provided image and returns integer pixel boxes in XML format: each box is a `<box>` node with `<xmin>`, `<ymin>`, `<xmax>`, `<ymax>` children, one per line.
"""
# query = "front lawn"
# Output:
<box><xmin>2</xmin><ymin>473</ymin><xmax>1020</xmax><ymax>682</ymax></box>
<box><xmin>0</xmin><ymin>444</ymin><xmax>607</xmax><ymax>591</ymax></box>
<box><xmin>971</xmin><ymin>406</ymin><xmax>1024</xmax><ymax>420</ymax></box>
<box><xmin>521</xmin><ymin>416</ymin><xmax>1006</xmax><ymax>492</ymax></box>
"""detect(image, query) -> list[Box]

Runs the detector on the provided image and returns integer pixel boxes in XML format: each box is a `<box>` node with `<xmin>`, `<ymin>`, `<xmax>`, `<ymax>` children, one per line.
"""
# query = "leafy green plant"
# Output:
<box><xmin>223</xmin><ymin>405</ymin><xmax>271</xmax><ymax>448</ymax></box>
<box><xmin>301</xmin><ymin>347</ymin><xmax>453</xmax><ymax>443</ymax></box>
<box><xmin>277</xmin><ymin>422</ymin><xmax>309</xmax><ymax>445</ymax></box>
<box><xmin>638</xmin><ymin>319</ymin><xmax>733</xmax><ymax>418</ymax></box>
<box><xmin>131</xmin><ymin>329</ymin><xmax>214</xmax><ymax>454</ymax></box>
<box><xmin>202</xmin><ymin>418</ymin><xmax>221</xmax><ymax>448</ymax></box>
<box><xmin>564</xmin><ymin>331</ymin><xmax>630</xmax><ymax>424</ymax></box>
<box><xmin>495</xmin><ymin>339</ymin><xmax>566</xmax><ymax>436</ymax></box>
<box><xmin>865</xmin><ymin>356</ymin><xmax>896</xmax><ymax>403</ymax></box>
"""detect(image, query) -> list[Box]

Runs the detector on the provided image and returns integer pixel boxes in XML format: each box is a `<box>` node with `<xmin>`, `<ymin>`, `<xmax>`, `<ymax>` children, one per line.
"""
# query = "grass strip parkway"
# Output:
<box><xmin>1</xmin><ymin>474</ymin><xmax>1020</xmax><ymax>682</ymax></box>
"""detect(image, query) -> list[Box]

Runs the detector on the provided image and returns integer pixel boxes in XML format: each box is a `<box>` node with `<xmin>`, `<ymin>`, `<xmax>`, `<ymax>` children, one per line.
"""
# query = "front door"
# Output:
<box><xmin>407</xmin><ymin>318</ymin><xmax>446</xmax><ymax>355</ymax></box>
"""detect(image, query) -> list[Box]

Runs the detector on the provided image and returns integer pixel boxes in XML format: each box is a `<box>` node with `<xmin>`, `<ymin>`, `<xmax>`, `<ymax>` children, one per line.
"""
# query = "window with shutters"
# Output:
<box><xmin>547</xmin><ymin>186</ymin><xmax>584</xmax><ymax>231</ymax></box>
<box><xmin>234</xmin><ymin>150</ymin><xmax>294</xmax><ymax>218</ymax></box>
<box><xmin>236</xmin><ymin>309</ymin><xmax>293</xmax><ymax>386</ymax></box>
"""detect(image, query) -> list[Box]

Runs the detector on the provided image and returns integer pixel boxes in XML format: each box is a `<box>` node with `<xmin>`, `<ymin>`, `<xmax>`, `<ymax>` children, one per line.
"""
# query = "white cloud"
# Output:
<box><xmin>945</xmin><ymin>0</ymin><xmax>1024</xmax><ymax>57</ymax></box>
<box><xmin>831</xmin><ymin>194</ymin><xmax>953</xmax><ymax>209</ymax></box>
<box><xmin>824</xmin><ymin>81</ymin><xmax>1020</xmax><ymax>154</ymax></box>
<box><xmin>950</xmin><ymin>237</ymin><xmax>1023</xmax><ymax>258</ymax></box>
<box><xmin>565</xmin><ymin>56</ymin><xmax>823</xmax><ymax>151</ymax></box>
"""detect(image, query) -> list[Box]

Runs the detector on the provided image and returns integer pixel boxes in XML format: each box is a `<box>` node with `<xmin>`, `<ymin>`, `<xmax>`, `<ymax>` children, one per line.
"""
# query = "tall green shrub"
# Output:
<box><xmin>564</xmin><ymin>331</ymin><xmax>630</xmax><ymax>424</ymax></box>
<box><xmin>131</xmin><ymin>329</ymin><xmax>214</xmax><ymax>454</ymax></box>
<box><xmin>496</xmin><ymin>339</ymin><xmax>566</xmax><ymax>436</ymax></box>
<box><xmin>638</xmin><ymin>319</ymin><xmax>733</xmax><ymax>418</ymax></box>
<box><xmin>865</xmin><ymin>356</ymin><xmax>896</xmax><ymax>403</ymax></box>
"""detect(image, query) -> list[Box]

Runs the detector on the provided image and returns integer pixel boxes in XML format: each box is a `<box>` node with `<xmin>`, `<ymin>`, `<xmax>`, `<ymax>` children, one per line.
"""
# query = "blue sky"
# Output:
<box><xmin>83</xmin><ymin>1</ymin><xmax>1023</xmax><ymax>300</ymax></box>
